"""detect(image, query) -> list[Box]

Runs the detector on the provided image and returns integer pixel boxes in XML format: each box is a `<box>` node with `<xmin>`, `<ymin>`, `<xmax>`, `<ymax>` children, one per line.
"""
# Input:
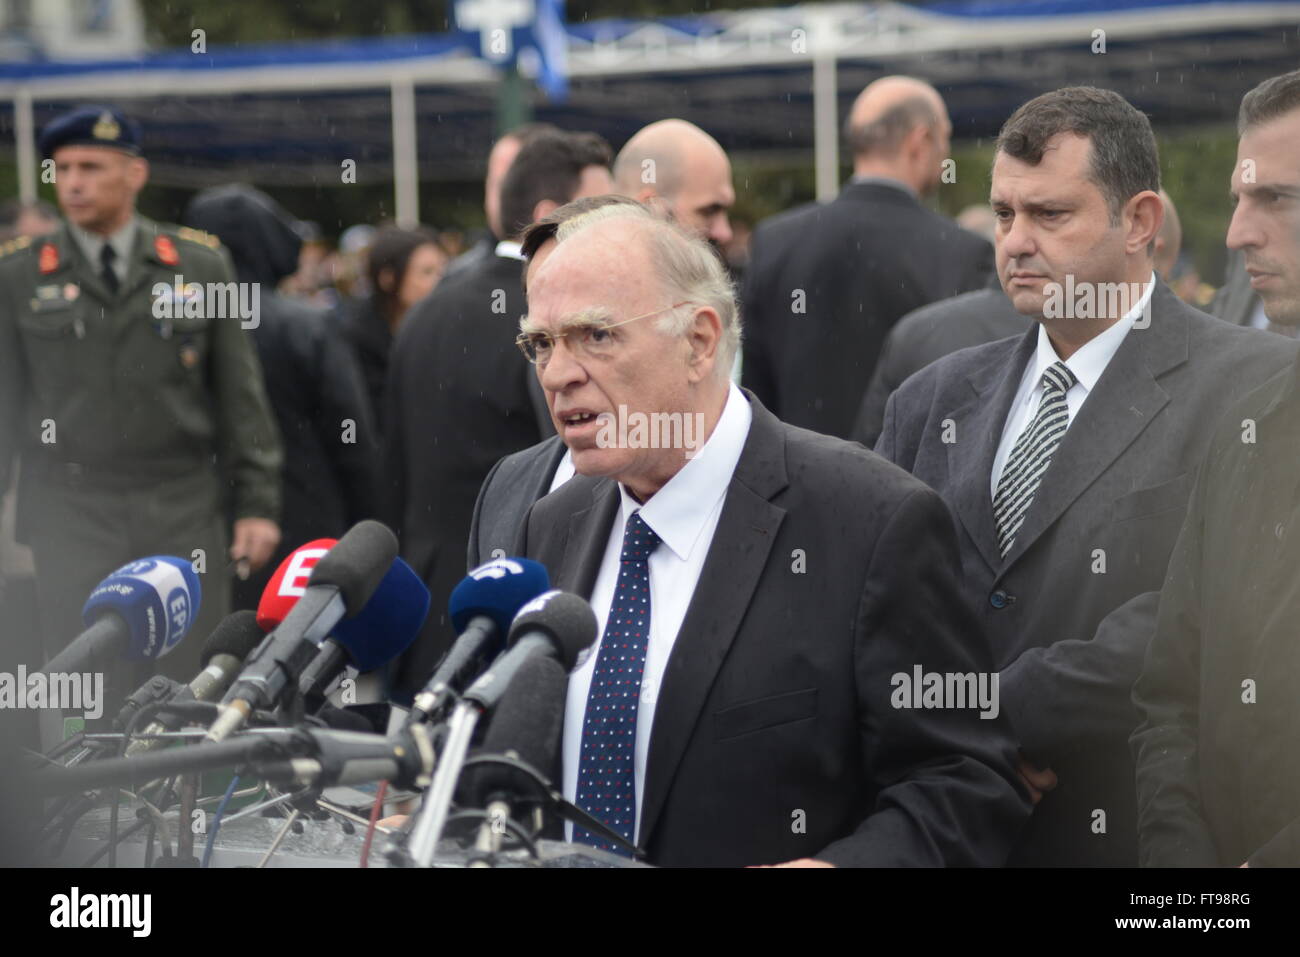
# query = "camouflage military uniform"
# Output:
<box><xmin>0</xmin><ymin>217</ymin><xmax>282</xmax><ymax>682</ymax></box>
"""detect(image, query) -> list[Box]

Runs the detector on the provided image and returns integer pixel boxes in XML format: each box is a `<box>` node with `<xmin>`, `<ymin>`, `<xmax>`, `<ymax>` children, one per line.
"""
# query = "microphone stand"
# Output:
<box><xmin>404</xmin><ymin>699</ymin><xmax>482</xmax><ymax>867</ymax></box>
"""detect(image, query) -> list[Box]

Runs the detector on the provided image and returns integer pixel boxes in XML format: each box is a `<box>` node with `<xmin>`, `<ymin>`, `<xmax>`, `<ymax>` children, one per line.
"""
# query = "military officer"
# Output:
<box><xmin>0</xmin><ymin>106</ymin><xmax>283</xmax><ymax>687</ymax></box>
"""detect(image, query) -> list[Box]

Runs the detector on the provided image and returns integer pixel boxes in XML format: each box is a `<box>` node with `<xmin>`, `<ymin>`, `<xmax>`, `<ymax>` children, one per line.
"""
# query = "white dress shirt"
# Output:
<box><xmin>494</xmin><ymin>239</ymin><xmax>524</xmax><ymax>261</ymax></box>
<box><xmin>990</xmin><ymin>272</ymin><xmax>1156</xmax><ymax>499</ymax></box>
<box><xmin>563</xmin><ymin>381</ymin><xmax>753</xmax><ymax>843</ymax></box>
<box><xmin>549</xmin><ymin>449</ymin><xmax>575</xmax><ymax>492</ymax></box>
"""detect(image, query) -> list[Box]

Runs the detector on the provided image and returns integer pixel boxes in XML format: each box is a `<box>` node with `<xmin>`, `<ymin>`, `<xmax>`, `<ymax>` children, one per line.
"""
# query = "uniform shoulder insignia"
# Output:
<box><xmin>0</xmin><ymin>235</ymin><xmax>33</xmax><ymax>258</ymax></box>
<box><xmin>175</xmin><ymin>226</ymin><xmax>222</xmax><ymax>250</ymax></box>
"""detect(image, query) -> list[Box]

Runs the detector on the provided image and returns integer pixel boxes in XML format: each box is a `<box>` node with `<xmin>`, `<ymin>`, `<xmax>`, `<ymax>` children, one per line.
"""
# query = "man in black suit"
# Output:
<box><xmin>876</xmin><ymin>87</ymin><xmax>1296</xmax><ymax>866</ymax></box>
<box><xmin>385</xmin><ymin>130</ymin><xmax>613</xmax><ymax>701</ymax></box>
<box><xmin>1132</xmin><ymin>69</ymin><xmax>1300</xmax><ymax>867</ymax></box>
<box><xmin>741</xmin><ymin>75</ymin><xmax>993</xmax><ymax>439</ymax></box>
<box><xmin>512</xmin><ymin>200</ymin><xmax>1028</xmax><ymax>867</ymax></box>
<box><xmin>853</xmin><ymin>190</ymin><xmax>1185</xmax><ymax>447</ymax></box>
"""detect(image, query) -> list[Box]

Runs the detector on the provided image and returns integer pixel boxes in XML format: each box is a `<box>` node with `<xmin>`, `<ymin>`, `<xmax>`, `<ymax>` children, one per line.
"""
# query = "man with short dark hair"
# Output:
<box><xmin>853</xmin><ymin>190</ymin><xmax>1185</xmax><ymax>448</ymax></box>
<box><xmin>876</xmin><ymin>86</ymin><xmax>1295</xmax><ymax>866</ymax></box>
<box><xmin>385</xmin><ymin>130</ymin><xmax>613</xmax><ymax>700</ymax></box>
<box><xmin>1132</xmin><ymin>68</ymin><xmax>1300</xmax><ymax>867</ymax></box>
<box><xmin>742</xmin><ymin>75</ymin><xmax>993</xmax><ymax>439</ymax></box>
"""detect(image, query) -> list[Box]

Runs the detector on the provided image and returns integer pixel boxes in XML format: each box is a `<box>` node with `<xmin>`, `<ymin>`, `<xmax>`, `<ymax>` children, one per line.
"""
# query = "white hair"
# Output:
<box><xmin>555</xmin><ymin>203</ymin><xmax>741</xmax><ymax>379</ymax></box>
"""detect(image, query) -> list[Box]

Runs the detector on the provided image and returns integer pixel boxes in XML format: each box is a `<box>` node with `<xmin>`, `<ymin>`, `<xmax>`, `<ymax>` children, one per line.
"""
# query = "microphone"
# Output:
<box><xmin>405</xmin><ymin>591</ymin><xmax>594</xmax><ymax>865</ymax></box>
<box><xmin>252</xmin><ymin>724</ymin><xmax>440</xmax><ymax>791</ymax></box>
<box><xmin>407</xmin><ymin>557</ymin><xmax>550</xmax><ymax>725</ymax></box>
<box><xmin>124</xmin><ymin>611</ymin><xmax>265</xmax><ymax>756</ymax></box>
<box><xmin>463</xmin><ymin>655</ymin><xmax>568</xmax><ymax>856</ymax></box>
<box><xmin>462</xmin><ymin>590</ymin><xmax>597</xmax><ymax>712</ymax></box>
<box><xmin>299</xmin><ymin>555</ymin><xmax>430</xmax><ymax>711</ymax></box>
<box><xmin>42</xmin><ymin>556</ymin><xmax>201</xmax><ymax>675</ymax></box>
<box><xmin>255</xmin><ymin>538</ymin><xmax>336</xmax><ymax>633</ymax></box>
<box><xmin>207</xmin><ymin>521</ymin><xmax>398</xmax><ymax>742</ymax></box>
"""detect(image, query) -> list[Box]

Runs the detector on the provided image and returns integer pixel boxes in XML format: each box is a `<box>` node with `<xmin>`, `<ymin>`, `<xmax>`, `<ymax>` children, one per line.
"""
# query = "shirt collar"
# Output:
<box><xmin>1027</xmin><ymin>271</ymin><xmax>1156</xmax><ymax>398</ymax></box>
<box><xmin>69</xmin><ymin>216</ymin><xmax>137</xmax><ymax>267</ymax></box>
<box><xmin>616</xmin><ymin>381</ymin><xmax>752</xmax><ymax>562</ymax></box>
<box><xmin>495</xmin><ymin>239</ymin><xmax>525</xmax><ymax>261</ymax></box>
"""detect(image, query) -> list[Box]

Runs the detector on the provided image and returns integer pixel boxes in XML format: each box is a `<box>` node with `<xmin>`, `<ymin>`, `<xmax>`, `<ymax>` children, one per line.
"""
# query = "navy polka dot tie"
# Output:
<box><xmin>573</xmin><ymin>511</ymin><xmax>660</xmax><ymax>856</ymax></box>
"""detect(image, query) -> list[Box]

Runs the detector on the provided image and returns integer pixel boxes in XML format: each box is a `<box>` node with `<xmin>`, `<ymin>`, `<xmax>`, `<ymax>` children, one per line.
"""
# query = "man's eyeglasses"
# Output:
<box><xmin>515</xmin><ymin>302</ymin><xmax>694</xmax><ymax>367</ymax></box>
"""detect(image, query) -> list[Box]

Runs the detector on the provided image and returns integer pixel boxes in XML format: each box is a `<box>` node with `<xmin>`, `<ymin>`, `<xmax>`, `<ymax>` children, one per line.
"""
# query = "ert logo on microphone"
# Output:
<box><xmin>470</xmin><ymin>558</ymin><xmax>525</xmax><ymax>580</ymax></box>
<box><xmin>166</xmin><ymin>587</ymin><xmax>191</xmax><ymax>638</ymax></box>
<box><xmin>278</xmin><ymin>546</ymin><xmax>331</xmax><ymax>597</ymax></box>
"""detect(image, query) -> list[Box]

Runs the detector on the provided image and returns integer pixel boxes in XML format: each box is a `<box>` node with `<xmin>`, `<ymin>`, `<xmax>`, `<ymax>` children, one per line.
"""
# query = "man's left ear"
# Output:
<box><xmin>1127</xmin><ymin>189</ymin><xmax>1163</xmax><ymax>255</ymax></box>
<box><xmin>685</xmin><ymin>306</ymin><xmax>722</xmax><ymax>383</ymax></box>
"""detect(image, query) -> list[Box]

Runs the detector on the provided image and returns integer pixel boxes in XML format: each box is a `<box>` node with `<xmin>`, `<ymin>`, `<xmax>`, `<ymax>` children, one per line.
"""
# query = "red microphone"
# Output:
<box><xmin>256</xmin><ymin>538</ymin><xmax>338</xmax><ymax>632</ymax></box>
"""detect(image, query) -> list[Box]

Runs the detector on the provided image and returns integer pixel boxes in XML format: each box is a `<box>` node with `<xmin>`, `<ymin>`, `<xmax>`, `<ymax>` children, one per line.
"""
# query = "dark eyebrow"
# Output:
<box><xmin>1234</xmin><ymin>181</ymin><xmax>1300</xmax><ymax>199</ymax></box>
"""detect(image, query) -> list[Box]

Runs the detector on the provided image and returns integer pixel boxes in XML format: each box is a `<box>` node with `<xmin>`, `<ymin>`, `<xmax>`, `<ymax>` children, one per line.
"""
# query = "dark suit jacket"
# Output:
<box><xmin>385</xmin><ymin>253</ymin><xmax>554</xmax><ymax>700</ymax></box>
<box><xmin>741</xmin><ymin>180</ymin><xmax>993</xmax><ymax>439</ymax></box>
<box><xmin>852</xmin><ymin>282</ymin><xmax>1028</xmax><ymax>448</ymax></box>
<box><xmin>876</xmin><ymin>283</ymin><xmax>1298</xmax><ymax>866</ymax></box>
<box><xmin>1132</xmin><ymin>357</ymin><xmax>1300</xmax><ymax>867</ymax></box>
<box><xmin>516</xmin><ymin>391</ymin><xmax>1029</xmax><ymax>867</ymax></box>
<box><xmin>467</xmin><ymin>434</ymin><xmax>566</xmax><ymax>569</ymax></box>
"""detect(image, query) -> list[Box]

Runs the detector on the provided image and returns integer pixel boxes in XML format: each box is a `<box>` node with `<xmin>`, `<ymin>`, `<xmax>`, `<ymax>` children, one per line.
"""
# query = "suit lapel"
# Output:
<box><xmin>638</xmin><ymin>392</ymin><xmax>788</xmax><ymax>847</ymax></box>
<box><xmin>998</xmin><ymin>284</ymin><xmax>1187</xmax><ymax>573</ymax></box>
<box><xmin>528</xmin><ymin>438</ymin><xmax>568</xmax><ymax>505</ymax></box>
<box><xmin>551</xmin><ymin>479</ymin><xmax>620</xmax><ymax>598</ymax></box>
<box><xmin>946</xmin><ymin>329</ymin><xmax>1037</xmax><ymax>574</ymax></box>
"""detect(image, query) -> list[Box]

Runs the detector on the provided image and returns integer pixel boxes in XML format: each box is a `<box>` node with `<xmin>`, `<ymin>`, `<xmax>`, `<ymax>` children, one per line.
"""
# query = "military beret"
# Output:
<box><xmin>38</xmin><ymin>106</ymin><xmax>143</xmax><ymax>159</ymax></box>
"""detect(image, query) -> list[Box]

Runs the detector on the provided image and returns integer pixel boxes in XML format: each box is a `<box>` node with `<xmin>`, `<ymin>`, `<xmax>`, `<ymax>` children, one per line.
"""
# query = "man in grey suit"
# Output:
<box><xmin>876</xmin><ymin>86</ymin><xmax>1296</xmax><ymax>866</ymax></box>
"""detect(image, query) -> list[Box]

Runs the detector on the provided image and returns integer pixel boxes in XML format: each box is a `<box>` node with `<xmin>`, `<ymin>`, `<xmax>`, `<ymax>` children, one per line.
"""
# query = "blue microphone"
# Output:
<box><xmin>406</xmin><ymin>557</ymin><xmax>551</xmax><ymax>724</ymax></box>
<box><xmin>299</xmin><ymin>556</ymin><xmax>431</xmax><ymax>710</ymax></box>
<box><xmin>44</xmin><ymin>556</ymin><xmax>201</xmax><ymax>674</ymax></box>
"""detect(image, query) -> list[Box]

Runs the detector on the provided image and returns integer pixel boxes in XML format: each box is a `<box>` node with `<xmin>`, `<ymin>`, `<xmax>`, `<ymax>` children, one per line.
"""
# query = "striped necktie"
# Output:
<box><xmin>993</xmin><ymin>360</ymin><xmax>1078</xmax><ymax>557</ymax></box>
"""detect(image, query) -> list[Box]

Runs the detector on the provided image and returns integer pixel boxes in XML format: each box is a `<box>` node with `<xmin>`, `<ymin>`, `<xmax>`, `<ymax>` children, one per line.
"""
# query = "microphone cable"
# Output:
<box><xmin>359</xmin><ymin>780</ymin><xmax>388</xmax><ymax>868</ymax></box>
<box><xmin>201</xmin><ymin>774</ymin><xmax>242</xmax><ymax>869</ymax></box>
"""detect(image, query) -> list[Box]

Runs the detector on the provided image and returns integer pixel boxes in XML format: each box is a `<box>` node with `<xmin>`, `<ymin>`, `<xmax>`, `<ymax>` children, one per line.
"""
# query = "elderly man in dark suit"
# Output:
<box><xmin>511</xmin><ymin>200</ymin><xmax>1028</xmax><ymax>867</ymax></box>
<box><xmin>876</xmin><ymin>87</ymin><xmax>1296</xmax><ymax>866</ymax></box>
<box><xmin>385</xmin><ymin>130</ymin><xmax>613</xmax><ymax>701</ymax></box>
<box><xmin>741</xmin><ymin>75</ymin><xmax>992</xmax><ymax>439</ymax></box>
<box><xmin>1132</xmin><ymin>68</ymin><xmax>1300</xmax><ymax>867</ymax></box>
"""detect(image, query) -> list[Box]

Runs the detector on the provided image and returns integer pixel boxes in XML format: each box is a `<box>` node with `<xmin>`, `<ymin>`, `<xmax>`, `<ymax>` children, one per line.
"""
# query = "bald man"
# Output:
<box><xmin>742</xmin><ymin>75</ymin><xmax>993</xmax><ymax>439</ymax></box>
<box><xmin>612</xmin><ymin>119</ymin><xmax>735</xmax><ymax>247</ymax></box>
